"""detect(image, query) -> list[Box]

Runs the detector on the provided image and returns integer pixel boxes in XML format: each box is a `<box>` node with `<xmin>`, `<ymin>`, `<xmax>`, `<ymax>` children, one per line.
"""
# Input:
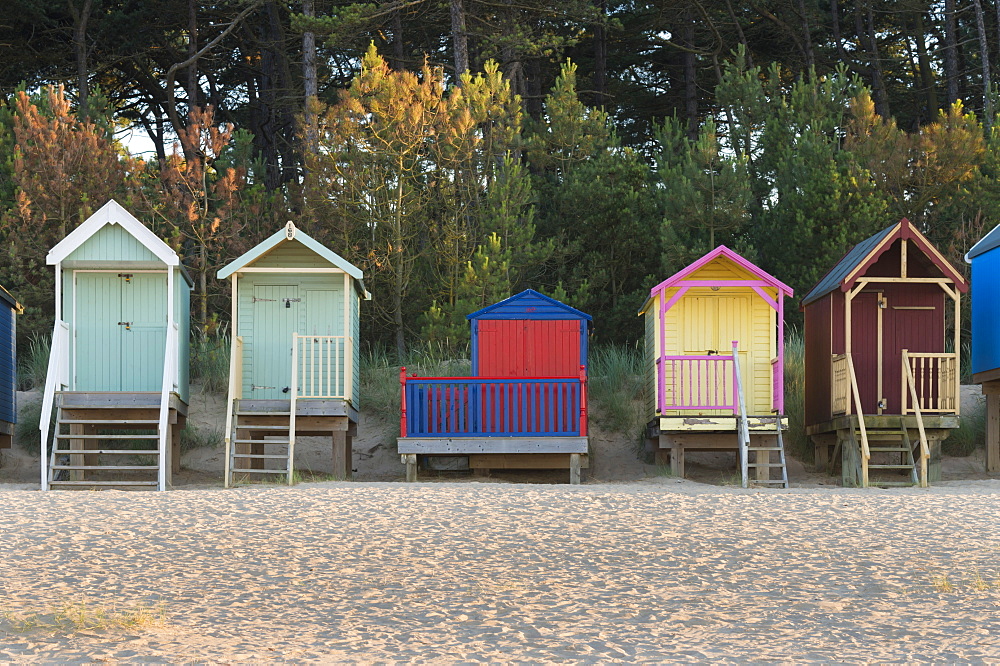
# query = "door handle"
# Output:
<box><xmin>118</xmin><ymin>321</ymin><xmax>132</xmax><ymax>331</ymax></box>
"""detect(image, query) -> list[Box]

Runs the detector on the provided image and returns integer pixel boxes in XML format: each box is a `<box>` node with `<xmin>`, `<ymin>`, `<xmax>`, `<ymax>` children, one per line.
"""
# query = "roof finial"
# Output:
<box><xmin>285</xmin><ymin>220</ymin><xmax>296</xmax><ymax>240</ymax></box>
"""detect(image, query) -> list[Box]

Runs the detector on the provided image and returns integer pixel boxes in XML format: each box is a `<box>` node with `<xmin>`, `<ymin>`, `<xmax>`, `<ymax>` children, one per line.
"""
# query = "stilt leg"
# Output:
<box><xmin>988</xmin><ymin>393</ymin><xmax>1000</xmax><ymax>473</ymax></box>
<box><xmin>570</xmin><ymin>453</ymin><xmax>581</xmax><ymax>485</ymax></box>
<box><xmin>404</xmin><ymin>454</ymin><xmax>418</xmax><ymax>482</ymax></box>
<box><xmin>332</xmin><ymin>430</ymin><xmax>349</xmax><ymax>479</ymax></box>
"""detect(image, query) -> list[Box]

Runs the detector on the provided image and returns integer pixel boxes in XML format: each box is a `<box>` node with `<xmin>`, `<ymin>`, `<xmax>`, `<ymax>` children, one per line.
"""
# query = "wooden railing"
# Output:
<box><xmin>846</xmin><ymin>353</ymin><xmax>871</xmax><ymax>487</ymax></box>
<box><xmin>733</xmin><ymin>342</ymin><xmax>751</xmax><ymax>488</ymax></box>
<box><xmin>831</xmin><ymin>354</ymin><xmax>850</xmax><ymax>415</ymax></box>
<box><xmin>656</xmin><ymin>352</ymin><xmax>736</xmax><ymax>413</ymax></box>
<box><xmin>771</xmin><ymin>357</ymin><xmax>782</xmax><ymax>413</ymax></box>
<box><xmin>156</xmin><ymin>322</ymin><xmax>178</xmax><ymax>490</ymax></box>
<box><xmin>400</xmin><ymin>367</ymin><xmax>588</xmax><ymax>438</ymax></box>
<box><xmin>222</xmin><ymin>335</ymin><xmax>243</xmax><ymax>489</ymax></box>
<box><xmin>901</xmin><ymin>351</ymin><xmax>959</xmax><ymax>415</ymax></box>
<box><xmin>295</xmin><ymin>334</ymin><xmax>348</xmax><ymax>399</ymax></box>
<box><xmin>901</xmin><ymin>351</ymin><xmax>930</xmax><ymax>488</ymax></box>
<box><xmin>39</xmin><ymin>320</ymin><xmax>70</xmax><ymax>491</ymax></box>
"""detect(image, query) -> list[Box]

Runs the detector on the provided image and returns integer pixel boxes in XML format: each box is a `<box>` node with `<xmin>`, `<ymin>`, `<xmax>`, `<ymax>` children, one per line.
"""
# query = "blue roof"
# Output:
<box><xmin>467</xmin><ymin>289</ymin><xmax>593</xmax><ymax>321</ymax></box>
<box><xmin>801</xmin><ymin>224</ymin><xmax>896</xmax><ymax>306</ymax></box>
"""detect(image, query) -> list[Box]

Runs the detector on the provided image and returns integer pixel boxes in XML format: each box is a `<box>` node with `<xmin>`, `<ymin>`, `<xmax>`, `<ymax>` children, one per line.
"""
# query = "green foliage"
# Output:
<box><xmin>943</xmin><ymin>398</ymin><xmax>985</xmax><ymax>457</ymax></box>
<box><xmin>16</xmin><ymin>333</ymin><xmax>50</xmax><ymax>391</ymax></box>
<box><xmin>782</xmin><ymin>329</ymin><xmax>811</xmax><ymax>463</ymax></box>
<box><xmin>656</xmin><ymin>115</ymin><xmax>754</xmax><ymax>270</ymax></box>
<box><xmin>189</xmin><ymin>330</ymin><xmax>230</xmax><ymax>395</ymax></box>
<box><xmin>587</xmin><ymin>344</ymin><xmax>646</xmax><ymax>440</ymax></box>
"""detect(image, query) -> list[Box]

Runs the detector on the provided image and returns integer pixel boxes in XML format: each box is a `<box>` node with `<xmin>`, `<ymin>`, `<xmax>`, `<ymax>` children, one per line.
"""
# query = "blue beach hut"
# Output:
<box><xmin>0</xmin><ymin>284</ymin><xmax>22</xmax><ymax>450</ymax></box>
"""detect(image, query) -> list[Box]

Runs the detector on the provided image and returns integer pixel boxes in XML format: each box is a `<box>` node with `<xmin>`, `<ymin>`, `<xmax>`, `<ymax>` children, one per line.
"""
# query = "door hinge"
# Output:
<box><xmin>251</xmin><ymin>384</ymin><xmax>276</xmax><ymax>391</ymax></box>
<box><xmin>252</xmin><ymin>297</ymin><xmax>277</xmax><ymax>303</ymax></box>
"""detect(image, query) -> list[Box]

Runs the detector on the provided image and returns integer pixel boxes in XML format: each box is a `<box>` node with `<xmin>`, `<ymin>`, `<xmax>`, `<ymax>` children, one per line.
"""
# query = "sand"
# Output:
<box><xmin>2</xmin><ymin>385</ymin><xmax>999</xmax><ymax>661</ymax></box>
<box><xmin>2</xmin><ymin>481</ymin><xmax>1000</xmax><ymax>661</ymax></box>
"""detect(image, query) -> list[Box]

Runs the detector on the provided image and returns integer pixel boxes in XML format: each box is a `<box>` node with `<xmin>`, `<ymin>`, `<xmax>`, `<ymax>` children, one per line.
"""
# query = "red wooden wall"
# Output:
<box><xmin>477</xmin><ymin>320</ymin><xmax>581</xmax><ymax>377</ymax></box>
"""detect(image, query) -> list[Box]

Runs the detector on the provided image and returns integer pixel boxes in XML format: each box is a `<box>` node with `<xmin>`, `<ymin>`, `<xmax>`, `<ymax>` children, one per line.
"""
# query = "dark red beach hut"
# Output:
<box><xmin>802</xmin><ymin>218</ymin><xmax>966</xmax><ymax>487</ymax></box>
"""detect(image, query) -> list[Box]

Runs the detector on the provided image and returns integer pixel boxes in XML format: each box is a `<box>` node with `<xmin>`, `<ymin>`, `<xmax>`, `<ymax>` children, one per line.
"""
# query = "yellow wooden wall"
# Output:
<box><xmin>648</xmin><ymin>257</ymin><xmax>778</xmax><ymax>417</ymax></box>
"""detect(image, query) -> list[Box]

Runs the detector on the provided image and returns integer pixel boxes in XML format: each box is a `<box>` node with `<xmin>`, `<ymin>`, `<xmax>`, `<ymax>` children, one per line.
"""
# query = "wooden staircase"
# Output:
<box><xmin>226</xmin><ymin>400</ymin><xmax>295</xmax><ymax>485</ymax></box>
<box><xmin>841</xmin><ymin>415</ymin><xmax>918</xmax><ymax>487</ymax></box>
<box><xmin>47</xmin><ymin>393</ymin><xmax>163</xmax><ymax>489</ymax></box>
<box><xmin>746</xmin><ymin>416</ymin><xmax>789</xmax><ymax>488</ymax></box>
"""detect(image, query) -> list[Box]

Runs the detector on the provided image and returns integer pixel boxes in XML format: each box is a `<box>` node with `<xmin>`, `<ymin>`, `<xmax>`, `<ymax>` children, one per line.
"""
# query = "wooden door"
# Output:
<box><xmin>476</xmin><ymin>320</ymin><xmax>526</xmax><ymax>376</ymax></box>
<box><xmin>251</xmin><ymin>285</ymin><xmax>299</xmax><ymax>399</ymax></box>
<box><xmin>525</xmin><ymin>320</ymin><xmax>580</xmax><ymax>376</ymax></box>
<box><xmin>883</xmin><ymin>287</ymin><xmax>944</xmax><ymax>413</ymax></box>
<box><xmin>75</xmin><ymin>272</ymin><xmax>123</xmax><ymax>391</ymax></box>
<box><xmin>850</xmin><ymin>291</ymin><xmax>881</xmax><ymax>414</ymax></box>
<box><xmin>120</xmin><ymin>273</ymin><xmax>167</xmax><ymax>392</ymax></box>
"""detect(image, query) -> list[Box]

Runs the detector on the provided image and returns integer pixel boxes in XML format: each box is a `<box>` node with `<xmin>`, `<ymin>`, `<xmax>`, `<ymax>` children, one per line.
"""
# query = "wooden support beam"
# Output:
<box><xmin>900</xmin><ymin>238</ymin><xmax>908</xmax><ymax>278</ymax></box>
<box><xmin>403</xmin><ymin>454</ymin><xmax>418</xmax><ymax>482</ymax></box>
<box><xmin>988</xmin><ymin>393</ymin><xmax>1000</xmax><ymax>473</ymax></box>
<box><xmin>332</xmin><ymin>430</ymin><xmax>352</xmax><ymax>479</ymax></box>
<box><xmin>569</xmin><ymin>454</ymin><xmax>581</xmax><ymax>485</ymax></box>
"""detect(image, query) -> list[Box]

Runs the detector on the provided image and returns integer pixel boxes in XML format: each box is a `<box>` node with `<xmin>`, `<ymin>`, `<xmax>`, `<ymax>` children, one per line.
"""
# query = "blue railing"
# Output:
<box><xmin>400</xmin><ymin>373</ymin><xmax>587</xmax><ymax>438</ymax></box>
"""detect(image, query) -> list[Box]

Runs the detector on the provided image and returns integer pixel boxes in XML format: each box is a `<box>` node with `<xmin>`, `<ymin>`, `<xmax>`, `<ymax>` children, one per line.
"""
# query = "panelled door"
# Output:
<box><xmin>75</xmin><ymin>272</ymin><xmax>167</xmax><ymax>391</ymax></box>
<box><xmin>251</xmin><ymin>285</ymin><xmax>299</xmax><ymax>399</ymax></box>
<box><xmin>850</xmin><ymin>291</ymin><xmax>881</xmax><ymax>414</ymax></box>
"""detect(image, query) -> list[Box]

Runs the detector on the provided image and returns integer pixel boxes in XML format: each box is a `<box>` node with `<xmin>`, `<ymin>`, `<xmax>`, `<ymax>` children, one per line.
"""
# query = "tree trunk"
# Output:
<box><xmin>797</xmin><ymin>0</ymin><xmax>814</xmax><ymax>69</ymax></box>
<box><xmin>912</xmin><ymin>11</ymin><xmax>938</xmax><ymax>118</ymax></box>
<box><xmin>68</xmin><ymin>0</ymin><xmax>93</xmax><ymax>119</ymax></box>
<box><xmin>592</xmin><ymin>0</ymin><xmax>607</xmax><ymax>106</ymax></box>
<box><xmin>392</xmin><ymin>8</ymin><xmax>404</xmax><ymax>70</ymax></box>
<box><xmin>855</xmin><ymin>0</ymin><xmax>889</xmax><ymax>118</ymax></box>
<box><xmin>302</xmin><ymin>0</ymin><xmax>318</xmax><ymax>153</ymax></box>
<box><xmin>187</xmin><ymin>0</ymin><xmax>199</xmax><ymax>109</ymax></box>
<box><xmin>943</xmin><ymin>0</ymin><xmax>960</xmax><ymax>105</ymax></box>
<box><xmin>725</xmin><ymin>0</ymin><xmax>752</xmax><ymax>68</ymax></box>
<box><xmin>972</xmin><ymin>0</ymin><xmax>992</xmax><ymax>123</ymax></box>
<box><xmin>683</xmin><ymin>18</ymin><xmax>698</xmax><ymax>140</ymax></box>
<box><xmin>450</xmin><ymin>0</ymin><xmax>469</xmax><ymax>79</ymax></box>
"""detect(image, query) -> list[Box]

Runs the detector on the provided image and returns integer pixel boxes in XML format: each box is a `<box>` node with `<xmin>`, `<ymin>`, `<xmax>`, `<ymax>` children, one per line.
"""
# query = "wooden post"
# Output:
<box><xmin>69</xmin><ymin>422</ymin><xmax>84</xmax><ymax>482</ymax></box>
<box><xmin>570</xmin><ymin>453</ymin><xmax>581</xmax><ymax>485</ymax></box>
<box><xmin>403</xmin><ymin>453</ymin><xmax>417</xmax><ymax>482</ymax></box>
<box><xmin>670</xmin><ymin>439</ymin><xmax>685</xmax><ymax>477</ymax></box>
<box><xmin>400</xmin><ymin>367</ymin><xmax>408</xmax><ymax>437</ymax></box>
<box><xmin>332</xmin><ymin>429</ymin><xmax>350</xmax><ymax>479</ymax></box>
<box><xmin>171</xmin><ymin>419</ymin><xmax>182</xmax><ymax>476</ymax></box>
<box><xmin>988</xmin><ymin>393</ymin><xmax>1000</xmax><ymax>473</ymax></box>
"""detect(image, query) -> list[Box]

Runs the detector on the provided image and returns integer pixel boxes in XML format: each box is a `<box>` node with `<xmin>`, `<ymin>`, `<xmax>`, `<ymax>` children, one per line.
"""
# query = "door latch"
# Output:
<box><xmin>118</xmin><ymin>273</ymin><xmax>133</xmax><ymax>283</ymax></box>
<box><xmin>118</xmin><ymin>321</ymin><xmax>132</xmax><ymax>331</ymax></box>
<box><xmin>283</xmin><ymin>297</ymin><xmax>301</xmax><ymax>308</ymax></box>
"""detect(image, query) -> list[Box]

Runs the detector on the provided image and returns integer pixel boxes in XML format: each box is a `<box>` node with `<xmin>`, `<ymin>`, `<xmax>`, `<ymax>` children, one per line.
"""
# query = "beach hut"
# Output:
<box><xmin>639</xmin><ymin>246</ymin><xmax>794</xmax><ymax>487</ymax></box>
<box><xmin>40</xmin><ymin>199</ymin><xmax>192</xmax><ymax>490</ymax></box>
<box><xmin>803</xmin><ymin>218</ymin><xmax>966</xmax><ymax>487</ymax></box>
<box><xmin>0</xmin><ymin>284</ymin><xmax>22</xmax><ymax>450</ymax></box>
<box><xmin>217</xmin><ymin>221</ymin><xmax>369</xmax><ymax>486</ymax></box>
<box><xmin>398</xmin><ymin>289</ymin><xmax>592</xmax><ymax>483</ymax></box>
<box><xmin>965</xmin><ymin>223</ymin><xmax>1000</xmax><ymax>472</ymax></box>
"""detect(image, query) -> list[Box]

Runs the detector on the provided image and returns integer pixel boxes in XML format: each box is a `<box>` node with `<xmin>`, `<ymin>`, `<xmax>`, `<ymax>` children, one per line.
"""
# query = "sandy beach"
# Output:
<box><xmin>0</xmin><ymin>479</ymin><xmax>999</xmax><ymax>662</ymax></box>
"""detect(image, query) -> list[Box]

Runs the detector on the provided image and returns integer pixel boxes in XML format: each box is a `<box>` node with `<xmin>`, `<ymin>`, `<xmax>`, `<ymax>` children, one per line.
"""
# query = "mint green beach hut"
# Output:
<box><xmin>217</xmin><ymin>222</ymin><xmax>369</xmax><ymax>486</ymax></box>
<box><xmin>40</xmin><ymin>199</ymin><xmax>192</xmax><ymax>491</ymax></box>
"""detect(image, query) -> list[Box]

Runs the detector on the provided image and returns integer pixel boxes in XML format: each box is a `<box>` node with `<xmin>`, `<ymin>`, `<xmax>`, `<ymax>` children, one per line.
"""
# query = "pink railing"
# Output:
<box><xmin>656</xmin><ymin>345</ymin><xmax>737</xmax><ymax>413</ymax></box>
<box><xmin>771</xmin><ymin>357</ymin><xmax>782</xmax><ymax>413</ymax></box>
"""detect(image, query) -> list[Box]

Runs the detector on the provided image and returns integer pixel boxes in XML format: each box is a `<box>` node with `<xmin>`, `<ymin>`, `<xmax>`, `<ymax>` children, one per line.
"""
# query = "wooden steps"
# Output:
<box><xmin>843</xmin><ymin>415</ymin><xmax>918</xmax><ymax>488</ymax></box>
<box><xmin>745</xmin><ymin>416</ymin><xmax>789</xmax><ymax>488</ymax></box>
<box><xmin>46</xmin><ymin>393</ymin><xmax>168</xmax><ymax>491</ymax></box>
<box><xmin>226</xmin><ymin>401</ymin><xmax>294</xmax><ymax>485</ymax></box>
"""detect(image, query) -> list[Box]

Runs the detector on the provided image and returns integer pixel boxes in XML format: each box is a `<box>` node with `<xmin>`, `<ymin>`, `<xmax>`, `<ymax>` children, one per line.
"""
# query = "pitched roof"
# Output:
<box><xmin>0</xmin><ymin>284</ymin><xmax>22</xmax><ymax>313</ymax></box>
<box><xmin>648</xmin><ymin>245</ymin><xmax>794</xmax><ymax>295</ymax></box>
<box><xmin>802</xmin><ymin>218</ymin><xmax>968</xmax><ymax>306</ymax></box>
<box><xmin>965</xmin><ymin>222</ymin><xmax>1000</xmax><ymax>262</ymax></box>
<box><xmin>466</xmin><ymin>289</ymin><xmax>592</xmax><ymax>321</ymax></box>
<box><xmin>217</xmin><ymin>222</ymin><xmax>363</xmax><ymax>281</ymax></box>
<box><xmin>46</xmin><ymin>199</ymin><xmax>179</xmax><ymax>267</ymax></box>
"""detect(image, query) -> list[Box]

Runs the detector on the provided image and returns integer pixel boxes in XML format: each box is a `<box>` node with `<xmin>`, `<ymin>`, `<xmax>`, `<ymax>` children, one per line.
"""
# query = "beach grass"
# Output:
<box><xmin>1</xmin><ymin>600</ymin><xmax>166</xmax><ymax>634</ymax></box>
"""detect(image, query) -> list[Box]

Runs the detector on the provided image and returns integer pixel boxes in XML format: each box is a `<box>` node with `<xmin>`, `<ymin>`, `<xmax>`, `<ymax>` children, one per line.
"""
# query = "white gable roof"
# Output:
<box><xmin>46</xmin><ymin>199</ymin><xmax>178</xmax><ymax>266</ymax></box>
<box><xmin>217</xmin><ymin>221</ymin><xmax>363</xmax><ymax>280</ymax></box>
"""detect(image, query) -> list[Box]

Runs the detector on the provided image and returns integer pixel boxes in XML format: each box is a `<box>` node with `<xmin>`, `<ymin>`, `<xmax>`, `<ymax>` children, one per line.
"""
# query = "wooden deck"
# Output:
<box><xmin>397</xmin><ymin>436</ymin><xmax>589</xmax><ymax>484</ymax></box>
<box><xmin>648</xmin><ymin>415</ymin><xmax>788</xmax><ymax>481</ymax></box>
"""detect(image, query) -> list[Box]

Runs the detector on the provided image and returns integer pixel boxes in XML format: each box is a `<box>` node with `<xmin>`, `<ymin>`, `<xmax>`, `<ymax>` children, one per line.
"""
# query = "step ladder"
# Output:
<box><xmin>47</xmin><ymin>396</ymin><xmax>162</xmax><ymax>489</ymax></box>
<box><xmin>746</xmin><ymin>415</ymin><xmax>789</xmax><ymax>488</ymax></box>
<box><xmin>863</xmin><ymin>417</ymin><xmax>917</xmax><ymax>487</ymax></box>
<box><xmin>227</xmin><ymin>404</ymin><xmax>295</xmax><ymax>485</ymax></box>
